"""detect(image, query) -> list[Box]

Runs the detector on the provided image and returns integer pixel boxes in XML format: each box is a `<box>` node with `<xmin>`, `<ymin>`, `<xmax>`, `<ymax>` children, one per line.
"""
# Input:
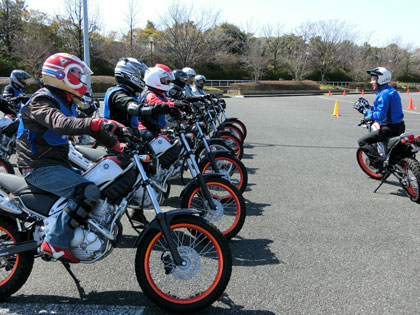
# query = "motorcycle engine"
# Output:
<box><xmin>132</xmin><ymin>168</ymin><xmax>166</xmax><ymax>208</ymax></box>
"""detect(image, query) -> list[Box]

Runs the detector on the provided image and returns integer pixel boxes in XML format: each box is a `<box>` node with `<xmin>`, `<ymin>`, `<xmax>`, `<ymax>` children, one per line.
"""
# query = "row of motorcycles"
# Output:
<box><xmin>0</xmin><ymin>94</ymin><xmax>248</xmax><ymax>313</ymax></box>
<box><xmin>354</xmin><ymin>97</ymin><xmax>420</xmax><ymax>202</ymax></box>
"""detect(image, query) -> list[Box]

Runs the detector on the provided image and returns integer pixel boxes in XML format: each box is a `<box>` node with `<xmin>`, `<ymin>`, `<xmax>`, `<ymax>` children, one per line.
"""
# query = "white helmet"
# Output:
<box><xmin>367</xmin><ymin>67</ymin><xmax>391</xmax><ymax>85</ymax></box>
<box><xmin>182</xmin><ymin>67</ymin><xmax>196</xmax><ymax>77</ymax></box>
<box><xmin>144</xmin><ymin>67</ymin><xmax>171</xmax><ymax>91</ymax></box>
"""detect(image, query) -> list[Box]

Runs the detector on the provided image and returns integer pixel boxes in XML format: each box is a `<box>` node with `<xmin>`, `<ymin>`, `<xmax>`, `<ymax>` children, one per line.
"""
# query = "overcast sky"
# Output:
<box><xmin>25</xmin><ymin>0</ymin><xmax>420</xmax><ymax>49</ymax></box>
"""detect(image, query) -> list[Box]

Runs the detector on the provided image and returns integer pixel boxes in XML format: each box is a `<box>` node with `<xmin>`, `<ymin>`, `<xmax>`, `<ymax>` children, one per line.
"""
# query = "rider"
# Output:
<box><xmin>354</xmin><ymin>67</ymin><xmax>405</xmax><ymax>168</ymax></box>
<box><xmin>182</xmin><ymin>67</ymin><xmax>196</xmax><ymax>98</ymax></box>
<box><xmin>103</xmin><ymin>57</ymin><xmax>148</xmax><ymax>131</ymax></box>
<box><xmin>192</xmin><ymin>74</ymin><xmax>207</xmax><ymax>96</ymax></box>
<box><xmin>16</xmin><ymin>53</ymin><xmax>126</xmax><ymax>263</ymax></box>
<box><xmin>168</xmin><ymin>69</ymin><xmax>189</xmax><ymax>100</ymax></box>
<box><xmin>137</xmin><ymin>66</ymin><xmax>180</xmax><ymax>141</ymax></box>
<box><xmin>1</xmin><ymin>69</ymin><xmax>31</xmax><ymax>113</ymax></box>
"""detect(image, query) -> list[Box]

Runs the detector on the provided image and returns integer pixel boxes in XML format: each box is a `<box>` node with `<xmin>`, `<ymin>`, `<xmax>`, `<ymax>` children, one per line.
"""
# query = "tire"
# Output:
<box><xmin>194</xmin><ymin>139</ymin><xmax>235</xmax><ymax>163</ymax></box>
<box><xmin>135</xmin><ymin>215</ymin><xmax>232</xmax><ymax>313</ymax></box>
<box><xmin>356</xmin><ymin>148</ymin><xmax>384</xmax><ymax>180</ymax></box>
<box><xmin>198</xmin><ymin>152</ymin><xmax>248</xmax><ymax>194</ymax></box>
<box><xmin>180</xmin><ymin>175</ymin><xmax>246</xmax><ymax>239</ymax></box>
<box><xmin>0</xmin><ymin>218</ymin><xmax>34</xmax><ymax>301</ymax></box>
<box><xmin>225</xmin><ymin>118</ymin><xmax>247</xmax><ymax>141</ymax></box>
<box><xmin>217</xmin><ymin>133</ymin><xmax>244</xmax><ymax>160</ymax></box>
<box><xmin>0</xmin><ymin>157</ymin><xmax>14</xmax><ymax>174</ymax></box>
<box><xmin>399</xmin><ymin>157</ymin><xmax>420</xmax><ymax>203</ymax></box>
<box><xmin>217</xmin><ymin>123</ymin><xmax>244</xmax><ymax>144</ymax></box>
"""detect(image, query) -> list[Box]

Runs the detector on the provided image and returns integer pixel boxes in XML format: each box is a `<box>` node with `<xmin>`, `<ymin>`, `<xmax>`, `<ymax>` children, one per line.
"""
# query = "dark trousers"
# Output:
<box><xmin>358</xmin><ymin>121</ymin><xmax>405</xmax><ymax>156</ymax></box>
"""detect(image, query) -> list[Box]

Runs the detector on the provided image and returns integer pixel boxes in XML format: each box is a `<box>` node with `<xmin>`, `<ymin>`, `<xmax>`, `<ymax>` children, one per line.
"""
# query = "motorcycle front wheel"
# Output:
<box><xmin>0</xmin><ymin>157</ymin><xmax>14</xmax><ymax>174</ymax></box>
<box><xmin>400</xmin><ymin>157</ymin><xmax>420</xmax><ymax>203</ymax></box>
<box><xmin>356</xmin><ymin>148</ymin><xmax>384</xmax><ymax>180</ymax></box>
<box><xmin>0</xmin><ymin>218</ymin><xmax>34</xmax><ymax>301</ymax></box>
<box><xmin>180</xmin><ymin>176</ymin><xmax>246</xmax><ymax>239</ymax></box>
<box><xmin>135</xmin><ymin>215</ymin><xmax>232</xmax><ymax>313</ymax></box>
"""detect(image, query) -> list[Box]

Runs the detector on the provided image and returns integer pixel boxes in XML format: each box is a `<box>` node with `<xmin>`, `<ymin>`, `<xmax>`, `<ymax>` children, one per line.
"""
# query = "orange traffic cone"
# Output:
<box><xmin>332</xmin><ymin>100</ymin><xmax>340</xmax><ymax>116</ymax></box>
<box><xmin>407</xmin><ymin>88</ymin><xmax>410</xmax><ymax>94</ymax></box>
<box><xmin>408</xmin><ymin>97</ymin><xmax>414</xmax><ymax>110</ymax></box>
<box><xmin>361</xmin><ymin>89</ymin><xmax>365</xmax><ymax>96</ymax></box>
<box><xmin>328</xmin><ymin>90</ymin><xmax>332</xmax><ymax>96</ymax></box>
<box><xmin>342</xmin><ymin>90</ymin><xmax>346</xmax><ymax>96</ymax></box>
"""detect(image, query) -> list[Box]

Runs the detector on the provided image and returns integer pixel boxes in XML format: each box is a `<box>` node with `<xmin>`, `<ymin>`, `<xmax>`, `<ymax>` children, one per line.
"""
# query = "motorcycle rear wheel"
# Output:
<box><xmin>135</xmin><ymin>215</ymin><xmax>232</xmax><ymax>313</ymax></box>
<box><xmin>0</xmin><ymin>218</ymin><xmax>34</xmax><ymax>301</ymax></box>
<box><xmin>0</xmin><ymin>157</ymin><xmax>14</xmax><ymax>174</ymax></box>
<box><xmin>225</xmin><ymin>118</ymin><xmax>247</xmax><ymax>141</ymax></box>
<box><xmin>400</xmin><ymin>157</ymin><xmax>420</xmax><ymax>203</ymax></box>
<box><xmin>356</xmin><ymin>148</ymin><xmax>384</xmax><ymax>180</ymax></box>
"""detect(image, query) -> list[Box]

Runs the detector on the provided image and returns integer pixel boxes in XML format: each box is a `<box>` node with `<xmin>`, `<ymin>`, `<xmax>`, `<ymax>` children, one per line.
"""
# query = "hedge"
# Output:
<box><xmin>230</xmin><ymin>80</ymin><xmax>320</xmax><ymax>91</ymax></box>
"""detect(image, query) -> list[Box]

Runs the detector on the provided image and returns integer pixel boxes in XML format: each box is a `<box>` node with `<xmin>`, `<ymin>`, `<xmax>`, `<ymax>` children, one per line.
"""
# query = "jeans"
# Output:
<box><xmin>24</xmin><ymin>165</ymin><xmax>91</xmax><ymax>248</ymax></box>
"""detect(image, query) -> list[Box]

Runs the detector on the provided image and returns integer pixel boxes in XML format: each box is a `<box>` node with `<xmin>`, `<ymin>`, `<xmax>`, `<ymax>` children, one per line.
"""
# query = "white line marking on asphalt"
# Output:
<box><xmin>0</xmin><ymin>303</ymin><xmax>145</xmax><ymax>314</ymax></box>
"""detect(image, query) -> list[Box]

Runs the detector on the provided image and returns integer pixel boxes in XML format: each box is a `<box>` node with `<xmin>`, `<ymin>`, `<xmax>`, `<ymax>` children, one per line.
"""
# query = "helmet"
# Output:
<box><xmin>182</xmin><ymin>67</ymin><xmax>196</xmax><ymax>77</ymax></box>
<box><xmin>10</xmin><ymin>70</ymin><xmax>30</xmax><ymax>88</ymax></box>
<box><xmin>194</xmin><ymin>74</ymin><xmax>206</xmax><ymax>89</ymax></box>
<box><xmin>367</xmin><ymin>67</ymin><xmax>391</xmax><ymax>85</ymax></box>
<box><xmin>115</xmin><ymin>57</ymin><xmax>148</xmax><ymax>92</ymax></box>
<box><xmin>173</xmin><ymin>69</ymin><xmax>188</xmax><ymax>88</ymax></box>
<box><xmin>144</xmin><ymin>67</ymin><xmax>171</xmax><ymax>92</ymax></box>
<box><xmin>155</xmin><ymin>63</ymin><xmax>175</xmax><ymax>81</ymax></box>
<box><xmin>42</xmin><ymin>53</ymin><xmax>92</xmax><ymax>98</ymax></box>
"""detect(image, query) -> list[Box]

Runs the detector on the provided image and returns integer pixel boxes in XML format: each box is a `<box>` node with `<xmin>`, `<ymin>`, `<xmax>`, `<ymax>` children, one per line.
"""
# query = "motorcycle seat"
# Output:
<box><xmin>75</xmin><ymin>145</ymin><xmax>106</xmax><ymax>162</ymax></box>
<box><xmin>387</xmin><ymin>136</ymin><xmax>401</xmax><ymax>149</ymax></box>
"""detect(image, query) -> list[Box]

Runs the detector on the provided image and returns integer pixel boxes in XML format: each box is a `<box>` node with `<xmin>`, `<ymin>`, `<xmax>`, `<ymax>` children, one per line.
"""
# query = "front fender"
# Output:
<box><xmin>134</xmin><ymin>209</ymin><xmax>200</xmax><ymax>247</ymax></box>
<box><xmin>179</xmin><ymin>173</ymin><xmax>225</xmax><ymax>200</ymax></box>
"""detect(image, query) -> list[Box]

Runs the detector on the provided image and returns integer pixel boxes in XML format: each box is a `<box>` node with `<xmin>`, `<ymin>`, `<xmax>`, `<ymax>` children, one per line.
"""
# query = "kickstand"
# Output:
<box><xmin>373</xmin><ymin>172</ymin><xmax>391</xmax><ymax>193</ymax></box>
<box><xmin>61</xmin><ymin>262</ymin><xmax>87</xmax><ymax>300</ymax></box>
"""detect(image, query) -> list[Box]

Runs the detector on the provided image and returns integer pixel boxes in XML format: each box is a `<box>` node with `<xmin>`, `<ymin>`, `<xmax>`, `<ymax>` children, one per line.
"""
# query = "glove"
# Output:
<box><xmin>112</xmin><ymin>141</ymin><xmax>128</xmax><ymax>153</ymax></box>
<box><xmin>151</xmin><ymin>103</ymin><xmax>170</xmax><ymax>115</ymax></box>
<box><xmin>168</xmin><ymin>106</ymin><xmax>182</xmax><ymax>118</ymax></box>
<box><xmin>204</xmin><ymin>94</ymin><xmax>212</xmax><ymax>100</ymax></box>
<box><xmin>353</xmin><ymin>99</ymin><xmax>368</xmax><ymax>115</ymax></box>
<box><xmin>91</xmin><ymin>118</ymin><xmax>126</xmax><ymax>134</ymax></box>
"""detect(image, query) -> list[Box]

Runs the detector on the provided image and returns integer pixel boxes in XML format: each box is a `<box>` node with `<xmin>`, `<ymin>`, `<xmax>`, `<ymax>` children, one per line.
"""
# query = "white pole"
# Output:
<box><xmin>82</xmin><ymin>0</ymin><xmax>92</xmax><ymax>94</ymax></box>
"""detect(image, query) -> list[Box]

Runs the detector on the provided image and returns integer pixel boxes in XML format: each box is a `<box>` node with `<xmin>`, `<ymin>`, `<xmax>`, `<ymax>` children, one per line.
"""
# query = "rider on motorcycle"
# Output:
<box><xmin>16</xmin><ymin>53</ymin><xmax>127</xmax><ymax>263</ymax></box>
<box><xmin>192</xmin><ymin>74</ymin><xmax>207</xmax><ymax>96</ymax></box>
<box><xmin>354</xmin><ymin>67</ymin><xmax>405</xmax><ymax>169</ymax></box>
<box><xmin>1</xmin><ymin>69</ymin><xmax>31</xmax><ymax>113</ymax></box>
<box><xmin>182</xmin><ymin>67</ymin><xmax>196</xmax><ymax>98</ymax></box>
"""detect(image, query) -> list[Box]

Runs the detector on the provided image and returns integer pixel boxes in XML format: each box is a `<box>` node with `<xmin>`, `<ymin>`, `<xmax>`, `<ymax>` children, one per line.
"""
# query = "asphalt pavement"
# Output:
<box><xmin>3</xmin><ymin>92</ymin><xmax>420</xmax><ymax>314</ymax></box>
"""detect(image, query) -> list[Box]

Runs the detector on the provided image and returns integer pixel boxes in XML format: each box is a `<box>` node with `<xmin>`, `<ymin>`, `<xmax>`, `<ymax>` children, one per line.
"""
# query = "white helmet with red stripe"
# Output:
<box><xmin>144</xmin><ymin>67</ymin><xmax>171</xmax><ymax>92</ymax></box>
<box><xmin>41</xmin><ymin>53</ymin><xmax>93</xmax><ymax>97</ymax></box>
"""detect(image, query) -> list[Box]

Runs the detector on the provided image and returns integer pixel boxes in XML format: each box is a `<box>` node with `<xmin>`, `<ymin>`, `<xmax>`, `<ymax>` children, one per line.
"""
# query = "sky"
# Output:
<box><xmin>25</xmin><ymin>0</ymin><xmax>420</xmax><ymax>49</ymax></box>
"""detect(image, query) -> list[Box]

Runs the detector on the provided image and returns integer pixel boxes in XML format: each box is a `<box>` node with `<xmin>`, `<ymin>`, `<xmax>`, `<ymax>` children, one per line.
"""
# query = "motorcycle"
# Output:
<box><xmin>0</xmin><ymin>133</ymin><xmax>232</xmax><ymax>313</ymax></box>
<box><xmin>355</xmin><ymin>116</ymin><xmax>420</xmax><ymax>202</ymax></box>
<box><xmin>0</xmin><ymin>97</ymin><xmax>21</xmax><ymax>174</ymax></box>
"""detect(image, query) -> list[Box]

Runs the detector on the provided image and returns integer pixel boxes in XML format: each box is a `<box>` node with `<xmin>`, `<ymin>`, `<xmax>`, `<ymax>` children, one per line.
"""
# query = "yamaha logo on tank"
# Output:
<box><xmin>103</xmin><ymin>163</ymin><xmax>109</xmax><ymax>170</ymax></box>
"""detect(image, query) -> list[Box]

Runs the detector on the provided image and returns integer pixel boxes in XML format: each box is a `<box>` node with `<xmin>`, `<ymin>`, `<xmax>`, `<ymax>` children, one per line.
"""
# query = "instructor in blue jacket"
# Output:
<box><xmin>354</xmin><ymin>67</ymin><xmax>405</xmax><ymax>168</ymax></box>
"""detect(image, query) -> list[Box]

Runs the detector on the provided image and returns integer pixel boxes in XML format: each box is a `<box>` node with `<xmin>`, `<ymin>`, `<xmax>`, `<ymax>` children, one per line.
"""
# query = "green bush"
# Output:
<box><xmin>397</xmin><ymin>73</ymin><xmax>420</xmax><ymax>83</ymax></box>
<box><xmin>230</xmin><ymin>80</ymin><xmax>320</xmax><ymax>91</ymax></box>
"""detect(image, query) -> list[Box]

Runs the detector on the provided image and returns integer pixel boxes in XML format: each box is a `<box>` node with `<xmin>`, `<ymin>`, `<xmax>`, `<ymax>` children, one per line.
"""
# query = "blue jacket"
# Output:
<box><xmin>365</xmin><ymin>84</ymin><xmax>404</xmax><ymax>125</ymax></box>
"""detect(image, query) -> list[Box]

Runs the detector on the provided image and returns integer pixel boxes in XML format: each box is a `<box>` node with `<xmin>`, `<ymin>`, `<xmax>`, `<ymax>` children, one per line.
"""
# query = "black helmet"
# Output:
<box><xmin>194</xmin><ymin>74</ymin><xmax>206</xmax><ymax>89</ymax></box>
<box><xmin>10</xmin><ymin>70</ymin><xmax>30</xmax><ymax>88</ymax></box>
<box><xmin>115</xmin><ymin>57</ymin><xmax>148</xmax><ymax>92</ymax></box>
<box><xmin>173</xmin><ymin>69</ymin><xmax>188</xmax><ymax>88</ymax></box>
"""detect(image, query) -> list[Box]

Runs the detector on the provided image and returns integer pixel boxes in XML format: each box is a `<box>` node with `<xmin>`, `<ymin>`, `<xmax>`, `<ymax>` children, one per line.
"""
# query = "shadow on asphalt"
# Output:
<box><xmin>230</xmin><ymin>237</ymin><xmax>283</xmax><ymax>267</ymax></box>
<box><xmin>246</xmin><ymin>141</ymin><xmax>355</xmax><ymax>150</ymax></box>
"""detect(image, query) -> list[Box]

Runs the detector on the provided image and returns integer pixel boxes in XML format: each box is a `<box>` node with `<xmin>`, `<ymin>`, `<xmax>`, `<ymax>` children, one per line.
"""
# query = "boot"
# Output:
<box><xmin>128</xmin><ymin>209</ymin><xmax>148</xmax><ymax>225</ymax></box>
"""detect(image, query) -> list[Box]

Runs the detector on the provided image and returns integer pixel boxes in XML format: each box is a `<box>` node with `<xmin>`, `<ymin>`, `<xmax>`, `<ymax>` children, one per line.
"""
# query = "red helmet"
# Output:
<box><xmin>155</xmin><ymin>63</ymin><xmax>175</xmax><ymax>81</ymax></box>
<box><xmin>41</xmin><ymin>53</ymin><xmax>93</xmax><ymax>98</ymax></box>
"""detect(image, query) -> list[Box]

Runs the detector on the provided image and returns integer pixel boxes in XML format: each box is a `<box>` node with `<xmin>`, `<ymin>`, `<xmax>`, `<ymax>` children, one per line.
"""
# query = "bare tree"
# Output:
<box><xmin>157</xmin><ymin>1</ymin><xmax>220</xmax><ymax>68</ymax></box>
<box><xmin>241</xmin><ymin>38</ymin><xmax>268</xmax><ymax>81</ymax></box>
<box><xmin>60</xmin><ymin>0</ymin><xmax>101</xmax><ymax>57</ymax></box>
<box><xmin>262</xmin><ymin>23</ymin><xmax>284</xmax><ymax>70</ymax></box>
<box><xmin>123</xmin><ymin>0</ymin><xmax>141</xmax><ymax>56</ymax></box>
<box><xmin>280</xmin><ymin>34</ymin><xmax>310</xmax><ymax>80</ymax></box>
<box><xmin>299</xmin><ymin>20</ymin><xmax>357</xmax><ymax>82</ymax></box>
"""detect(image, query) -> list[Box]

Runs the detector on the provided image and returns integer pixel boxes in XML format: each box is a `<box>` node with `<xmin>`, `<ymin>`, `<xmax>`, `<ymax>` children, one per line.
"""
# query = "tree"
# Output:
<box><xmin>157</xmin><ymin>1</ymin><xmax>219</xmax><ymax>68</ymax></box>
<box><xmin>262</xmin><ymin>23</ymin><xmax>284</xmax><ymax>70</ymax></box>
<box><xmin>0</xmin><ymin>0</ymin><xmax>26</xmax><ymax>58</ymax></box>
<box><xmin>241</xmin><ymin>37</ymin><xmax>268</xmax><ymax>81</ymax></box>
<box><xmin>123</xmin><ymin>0</ymin><xmax>141</xmax><ymax>56</ymax></box>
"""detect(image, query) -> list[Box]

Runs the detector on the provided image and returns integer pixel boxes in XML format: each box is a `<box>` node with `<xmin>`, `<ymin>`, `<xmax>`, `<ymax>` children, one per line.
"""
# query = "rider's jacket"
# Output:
<box><xmin>104</xmin><ymin>85</ymin><xmax>138</xmax><ymax>128</ymax></box>
<box><xmin>16</xmin><ymin>87</ymin><xmax>114</xmax><ymax>169</ymax></box>
<box><xmin>192</xmin><ymin>85</ymin><xmax>205</xmax><ymax>96</ymax></box>
<box><xmin>2</xmin><ymin>84</ymin><xmax>23</xmax><ymax>99</ymax></box>
<box><xmin>184</xmin><ymin>83</ymin><xmax>194</xmax><ymax>98</ymax></box>
<box><xmin>365</xmin><ymin>84</ymin><xmax>404</xmax><ymax>126</ymax></box>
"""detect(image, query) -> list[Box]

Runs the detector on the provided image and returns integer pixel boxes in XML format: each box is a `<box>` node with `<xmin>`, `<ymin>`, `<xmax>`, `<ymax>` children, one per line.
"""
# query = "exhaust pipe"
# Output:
<box><xmin>0</xmin><ymin>196</ymin><xmax>23</xmax><ymax>215</ymax></box>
